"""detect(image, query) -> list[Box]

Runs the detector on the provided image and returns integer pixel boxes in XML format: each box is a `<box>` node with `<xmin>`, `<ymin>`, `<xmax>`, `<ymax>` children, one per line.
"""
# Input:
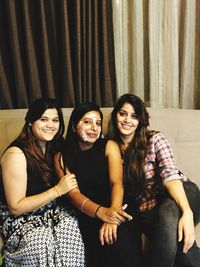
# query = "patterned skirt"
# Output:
<box><xmin>0</xmin><ymin>201</ymin><xmax>86</xmax><ymax>266</ymax></box>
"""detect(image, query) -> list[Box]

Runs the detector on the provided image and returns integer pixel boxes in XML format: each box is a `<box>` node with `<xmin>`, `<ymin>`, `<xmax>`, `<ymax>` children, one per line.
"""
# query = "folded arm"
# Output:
<box><xmin>1</xmin><ymin>147</ymin><xmax>76</xmax><ymax>216</ymax></box>
<box><xmin>54</xmin><ymin>151</ymin><xmax>132</xmax><ymax>223</ymax></box>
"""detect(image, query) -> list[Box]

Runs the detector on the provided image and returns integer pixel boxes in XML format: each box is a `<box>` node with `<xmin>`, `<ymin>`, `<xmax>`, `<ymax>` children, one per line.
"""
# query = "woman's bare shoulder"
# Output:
<box><xmin>105</xmin><ymin>139</ymin><xmax>120</xmax><ymax>156</ymax></box>
<box><xmin>1</xmin><ymin>146</ymin><xmax>25</xmax><ymax>164</ymax></box>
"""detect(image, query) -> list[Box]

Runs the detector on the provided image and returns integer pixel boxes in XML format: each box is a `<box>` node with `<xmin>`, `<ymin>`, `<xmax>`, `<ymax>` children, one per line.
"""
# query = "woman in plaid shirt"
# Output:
<box><xmin>108</xmin><ymin>94</ymin><xmax>200</xmax><ymax>267</ymax></box>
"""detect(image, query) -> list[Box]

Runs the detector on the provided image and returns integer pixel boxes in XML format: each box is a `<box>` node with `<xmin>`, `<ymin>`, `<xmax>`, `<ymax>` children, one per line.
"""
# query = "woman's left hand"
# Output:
<box><xmin>178</xmin><ymin>208</ymin><xmax>195</xmax><ymax>253</ymax></box>
<box><xmin>56</xmin><ymin>172</ymin><xmax>78</xmax><ymax>195</ymax></box>
<box><xmin>96</xmin><ymin>205</ymin><xmax>133</xmax><ymax>224</ymax></box>
<box><xmin>99</xmin><ymin>223</ymin><xmax>118</xmax><ymax>246</ymax></box>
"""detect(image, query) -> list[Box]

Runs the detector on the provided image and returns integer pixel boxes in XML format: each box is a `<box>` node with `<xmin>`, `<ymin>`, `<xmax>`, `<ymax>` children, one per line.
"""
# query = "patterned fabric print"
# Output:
<box><xmin>0</xmin><ymin>201</ymin><xmax>86</xmax><ymax>266</ymax></box>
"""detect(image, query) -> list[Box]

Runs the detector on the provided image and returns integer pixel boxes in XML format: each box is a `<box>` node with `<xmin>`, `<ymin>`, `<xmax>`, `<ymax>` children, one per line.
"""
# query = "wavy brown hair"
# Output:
<box><xmin>109</xmin><ymin>94</ymin><xmax>153</xmax><ymax>195</ymax></box>
<box><xmin>14</xmin><ymin>97</ymin><xmax>65</xmax><ymax>185</ymax></box>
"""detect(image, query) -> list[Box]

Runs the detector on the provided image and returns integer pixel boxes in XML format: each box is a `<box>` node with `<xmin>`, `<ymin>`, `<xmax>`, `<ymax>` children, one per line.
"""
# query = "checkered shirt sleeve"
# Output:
<box><xmin>152</xmin><ymin>132</ymin><xmax>187</xmax><ymax>184</ymax></box>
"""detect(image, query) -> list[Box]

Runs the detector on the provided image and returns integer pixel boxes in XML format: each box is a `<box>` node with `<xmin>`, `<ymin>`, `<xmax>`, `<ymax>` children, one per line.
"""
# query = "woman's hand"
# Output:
<box><xmin>96</xmin><ymin>204</ymin><xmax>133</xmax><ymax>224</ymax></box>
<box><xmin>56</xmin><ymin>173</ymin><xmax>78</xmax><ymax>195</ymax></box>
<box><xmin>178</xmin><ymin>208</ymin><xmax>195</xmax><ymax>253</ymax></box>
<box><xmin>165</xmin><ymin>180</ymin><xmax>195</xmax><ymax>254</ymax></box>
<box><xmin>99</xmin><ymin>223</ymin><xmax>118</xmax><ymax>245</ymax></box>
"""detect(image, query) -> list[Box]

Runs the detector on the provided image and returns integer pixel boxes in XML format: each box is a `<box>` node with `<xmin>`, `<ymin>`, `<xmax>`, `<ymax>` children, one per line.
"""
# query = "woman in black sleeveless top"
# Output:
<box><xmin>55</xmin><ymin>103</ymin><xmax>144</xmax><ymax>267</ymax></box>
<box><xmin>0</xmin><ymin>97</ymin><xmax>86</xmax><ymax>266</ymax></box>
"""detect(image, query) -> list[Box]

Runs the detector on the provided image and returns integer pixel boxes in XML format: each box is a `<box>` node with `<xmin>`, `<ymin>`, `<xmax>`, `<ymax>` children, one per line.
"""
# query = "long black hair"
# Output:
<box><xmin>62</xmin><ymin>102</ymin><xmax>103</xmax><ymax>171</ymax></box>
<box><xmin>16</xmin><ymin>97</ymin><xmax>65</xmax><ymax>184</ymax></box>
<box><xmin>109</xmin><ymin>94</ymin><xmax>152</xmax><ymax>196</ymax></box>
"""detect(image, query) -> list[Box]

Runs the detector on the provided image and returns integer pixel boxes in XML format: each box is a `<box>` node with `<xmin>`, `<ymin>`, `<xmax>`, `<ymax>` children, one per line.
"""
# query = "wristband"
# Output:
<box><xmin>95</xmin><ymin>205</ymin><xmax>102</xmax><ymax>218</ymax></box>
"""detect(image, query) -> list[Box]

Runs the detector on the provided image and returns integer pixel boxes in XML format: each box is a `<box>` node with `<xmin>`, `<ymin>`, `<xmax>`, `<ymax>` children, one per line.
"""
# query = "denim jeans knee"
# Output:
<box><xmin>157</xmin><ymin>197</ymin><xmax>180</xmax><ymax>227</ymax></box>
<box><xmin>183</xmin><ymin>181</ymin><xmax>200</xmax><ymax>224</ymax></box>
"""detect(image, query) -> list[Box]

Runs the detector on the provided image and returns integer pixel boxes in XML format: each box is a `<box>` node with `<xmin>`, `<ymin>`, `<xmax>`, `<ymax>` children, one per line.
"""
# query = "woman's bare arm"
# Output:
<box><xmin>54</xmin><ymin>152</ymin><xmax>131</xmax><ymax>223</ymax></box>
<box><xmin>165</xmin><ymin>179</ymin><xmax>194</xmax><ymax>253</ymax></box>
<box><xmin>1</xmin><ymin>147</ymin><xmax>76</xmax><ymax>216</ymax></box>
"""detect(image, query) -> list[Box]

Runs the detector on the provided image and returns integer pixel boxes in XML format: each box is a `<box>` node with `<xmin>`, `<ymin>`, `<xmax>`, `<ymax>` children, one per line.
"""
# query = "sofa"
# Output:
<box><xmin>0</xmin><ymin>107</ymin><xmax>200</xmax><ymax>251</ymax></box>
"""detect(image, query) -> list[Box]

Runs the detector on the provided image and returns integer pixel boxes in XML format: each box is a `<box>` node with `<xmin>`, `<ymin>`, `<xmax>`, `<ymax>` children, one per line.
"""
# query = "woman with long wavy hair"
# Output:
<box><xmin>0</xmin><ymin>97</ymin><xmax>85</xmax><ymax>266</ymax></box>
<box><xmin>54</xmin><ymin>102</ymin><xmax>143</xmax><ymax>267</ymax></box>
<box><xmin>108</xmin><ymin>93</ymin><xmax>200</xmax><ymax>267</ymax></box>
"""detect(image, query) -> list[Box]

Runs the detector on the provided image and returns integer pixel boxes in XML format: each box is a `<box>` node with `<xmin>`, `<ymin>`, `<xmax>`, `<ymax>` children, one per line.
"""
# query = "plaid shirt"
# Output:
<box><xmin>126</xmin><ymin>132</ymin><xmax>188</xmax><ymax>212</ymax></box>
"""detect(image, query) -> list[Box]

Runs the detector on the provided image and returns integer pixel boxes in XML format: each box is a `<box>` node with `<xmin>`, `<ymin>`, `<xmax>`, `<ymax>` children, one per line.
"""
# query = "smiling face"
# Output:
<box><xmin>75</xmin><ymin>110</ymin><xmax>102</xmax><ymax>150</ymax></box>
<box><xmin>31</xmin><ymin>108</ymin><xmax>60</xmax><ymax>145</ymax></box>
<box><xmin>116</xmin><ymin>102</ymin><xmax>139</xmax><ymax>144</ymax></box>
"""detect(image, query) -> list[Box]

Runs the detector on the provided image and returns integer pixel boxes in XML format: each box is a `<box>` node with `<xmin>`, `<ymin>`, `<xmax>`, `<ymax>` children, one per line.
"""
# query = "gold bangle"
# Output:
<box><xmin>80</xmin><ymin>198</ymin><xmax>90</xmax><ymax>213</ymax></box>
<box><xmin>54</xmin><ymin>185</ymin><xmax>61</xmax><ymax>197</ymax></box>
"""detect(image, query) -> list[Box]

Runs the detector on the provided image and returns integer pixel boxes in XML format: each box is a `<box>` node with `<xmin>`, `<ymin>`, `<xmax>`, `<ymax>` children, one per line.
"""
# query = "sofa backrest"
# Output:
<box><xmin>0</xmin><ymin>107</ymin><xmax>200</xmax><ymax>188</ymax></box>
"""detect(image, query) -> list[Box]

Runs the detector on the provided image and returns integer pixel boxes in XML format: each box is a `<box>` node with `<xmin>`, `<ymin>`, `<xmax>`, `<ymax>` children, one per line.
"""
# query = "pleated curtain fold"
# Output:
<box><xmin>112</xmin><ymin>0</ymin><xmax>200</xmax><ymax>109</ymax></box>
<box><xmin>0</xmin><ymin>0</ymin><xmax>116</xmax><ymax>108</ymax></box>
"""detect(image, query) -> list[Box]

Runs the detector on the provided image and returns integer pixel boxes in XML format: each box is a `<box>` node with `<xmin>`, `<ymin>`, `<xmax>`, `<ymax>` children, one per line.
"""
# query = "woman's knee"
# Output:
<box><xmin>157</xmin><ymin>198</ymin><xmax>180</xmax><ymax>226</ymax></box>
<box><xmin>23</xmin><ymin>227</ymin><xmax>54</xmax><ymax>251</ymax></box>
<box><xmin>183</xmin><ymin>181</ymin><xmax>200</xmax><ymax>224</ymax></box>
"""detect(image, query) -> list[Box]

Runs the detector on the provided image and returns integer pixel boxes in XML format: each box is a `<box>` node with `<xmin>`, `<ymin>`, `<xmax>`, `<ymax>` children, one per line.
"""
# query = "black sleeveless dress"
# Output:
<box><xmin>66</xmin><ymin>138</ymin><xmax>110</xmax><ymax>266</ymax></box>
<box><xmin>67</xmin><ymin>138</ymin><xmax>144</xmax><ymax>267</ymax></box>
<box><xmin>0</xmin><ymin>140</ymin><xmax>86</xmax><ymax>267</ymax></box>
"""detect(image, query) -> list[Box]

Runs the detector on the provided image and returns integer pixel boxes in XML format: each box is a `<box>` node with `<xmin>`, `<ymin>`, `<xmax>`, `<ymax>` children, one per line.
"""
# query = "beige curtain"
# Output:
<box><xmin>112</xmin><ymin>0</ymin><xmax>200</xmax><ymax>109</ymax></box>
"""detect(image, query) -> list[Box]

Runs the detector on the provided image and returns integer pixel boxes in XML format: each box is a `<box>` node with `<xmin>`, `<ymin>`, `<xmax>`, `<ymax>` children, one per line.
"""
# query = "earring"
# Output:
<box><xmin>29</xmin><ymin>123</ymin><xmax>32</xmax><ymax>126</ymax></box>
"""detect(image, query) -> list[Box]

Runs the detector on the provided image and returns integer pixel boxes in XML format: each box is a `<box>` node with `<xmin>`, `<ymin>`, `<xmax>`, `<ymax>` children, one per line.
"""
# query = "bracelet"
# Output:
<box><xmin>95</xmin><ymin>205</ymin><xmax>102</xmax><ymax>218</ymax></box>
<box><xmin>54</xmin><ymin>185</ymin><xmax>61</xmax><ymax>197</ymax></box>
<box><xmin>80</xmin><ymin>198</ymin><xmax>90</xmax><ymax>213</ymax></box>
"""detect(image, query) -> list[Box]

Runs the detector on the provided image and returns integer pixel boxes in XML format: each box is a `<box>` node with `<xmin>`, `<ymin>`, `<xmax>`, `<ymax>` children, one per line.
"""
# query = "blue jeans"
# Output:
<box><xmin>140</xmin><ymin>181</ymin><xmax>200</xmax><ymax>267</ymax></box>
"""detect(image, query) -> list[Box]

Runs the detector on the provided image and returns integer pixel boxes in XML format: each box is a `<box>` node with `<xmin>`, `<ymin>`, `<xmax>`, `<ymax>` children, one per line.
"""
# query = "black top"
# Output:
<box><xmin>68</xmin><ymin>138</ymin><xmax>111</xmax><ymax>207</ymax></box>
<box><xmin>0</xmin><ymin>140</ymin><xmax>57</xmax><ymax>204</ymax></box>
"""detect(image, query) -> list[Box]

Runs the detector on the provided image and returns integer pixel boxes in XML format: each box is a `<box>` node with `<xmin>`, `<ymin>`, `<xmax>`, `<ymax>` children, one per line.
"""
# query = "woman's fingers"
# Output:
<box><xmin>109</xmin><ymin>209</ymin><xmax>132</xmax><ymax>223</ymax></box>
<box><xmin>98</xmin><ymin>207</ymin><xmax>132</xmax><ymax>224</ymax></box>
<box><xmin>99</xmin><ymin>227</ymin><xmax>105</xmax><ymax>245</ymax></box>
<box><xmin>98</xmin><ymin>208</ymin><xmax>120</xmax><ymax>224</ymax></box>
<box><xmin>99</xmin><ymin>224</ymin><xmax>118</xmax><ymax>246</ymax></box>
<box><xmin>183</xmin><ymin>232</ymin><xmax>195</xmax><ymax>253</ymax></box>
<box><xmin>115</xmin><ymin>214</ymin><xmax>125</xmax><ymax>223</ymax></box>
<box><xmin>178</xmin><ymin>212</ymin><xmax>195</xmax><ymax>254</ymax></box>
<box><xmin>118</xmin><ymin>210</ymin><xmax>133</xmax><ymax>221</ymax></box>
<box><xmin>58</xmin><ymin>173</ymin><xmax>78</xmax><ymax>194</ymax></box>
